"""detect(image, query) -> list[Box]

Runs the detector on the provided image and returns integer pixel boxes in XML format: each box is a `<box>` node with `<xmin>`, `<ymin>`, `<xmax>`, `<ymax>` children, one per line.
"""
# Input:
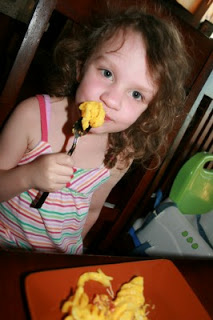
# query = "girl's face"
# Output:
<box><xmin>75</xmin><ymin>29</ymin><xmax>157</xmax><ymax>134</ymax></box>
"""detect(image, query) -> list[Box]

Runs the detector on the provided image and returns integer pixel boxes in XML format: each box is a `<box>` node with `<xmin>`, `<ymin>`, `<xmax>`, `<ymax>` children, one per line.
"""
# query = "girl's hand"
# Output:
<box><xmin>28</xmin><ymin>153</ymin><xmax>74</xmax><ymax>192</ymax></box>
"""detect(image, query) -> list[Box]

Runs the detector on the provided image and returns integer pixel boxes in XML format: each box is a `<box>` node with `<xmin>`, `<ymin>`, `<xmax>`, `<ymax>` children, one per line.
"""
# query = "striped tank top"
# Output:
<box><xmin>0</xmin><ymin>95</ymin><xmax>110</xmax><ymax>254</ymax></box>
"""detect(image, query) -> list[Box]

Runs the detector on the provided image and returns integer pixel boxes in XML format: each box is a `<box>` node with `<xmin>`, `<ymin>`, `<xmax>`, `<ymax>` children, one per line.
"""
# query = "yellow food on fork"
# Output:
<box><xmin>79</xmin><ymin>101</ymin><xmax>105</xmax><ymax>131</ymax></box>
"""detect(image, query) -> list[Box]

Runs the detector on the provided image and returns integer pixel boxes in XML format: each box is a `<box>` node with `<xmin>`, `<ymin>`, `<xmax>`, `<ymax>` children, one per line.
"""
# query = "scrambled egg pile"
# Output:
<box><xmin>61</xmin><ymin>269</ymin><xmax>149</xmax><ymax>320</ymax></box>
<box><xmin>79</xmin><ymin>101</ymin><xmax>105</xmax><ymax>131</ymax></box>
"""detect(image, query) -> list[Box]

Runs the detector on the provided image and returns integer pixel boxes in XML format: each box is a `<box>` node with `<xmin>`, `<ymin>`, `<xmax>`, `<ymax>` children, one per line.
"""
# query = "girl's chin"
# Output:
<box><xmin>89</xmin><ymin>127</ymin><xmax>107</xmax><ymax>134</ymax></box>
<box><xmin>89</xmin><ymin>123</ymin><xmax>125</xmax><ymax>134</ymax></box>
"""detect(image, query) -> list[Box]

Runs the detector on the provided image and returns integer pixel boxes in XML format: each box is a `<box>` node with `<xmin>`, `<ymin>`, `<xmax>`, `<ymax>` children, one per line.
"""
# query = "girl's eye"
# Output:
<box><xmin>132</xmin><ymin>91</ymin><xmax>143</xmax><ymax>101</ymax></box>
<box><xmin>101</xmin><ymin>69</ymin><xmax>113</xmax><ymax>79</ymax></box>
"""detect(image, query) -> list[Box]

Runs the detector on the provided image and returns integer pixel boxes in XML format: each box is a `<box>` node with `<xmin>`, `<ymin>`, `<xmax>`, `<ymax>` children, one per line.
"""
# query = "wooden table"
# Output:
<box><xmin>0</xmin><ymin>250</ymin><xmax>212</xmax><ymax>319</ymax></box>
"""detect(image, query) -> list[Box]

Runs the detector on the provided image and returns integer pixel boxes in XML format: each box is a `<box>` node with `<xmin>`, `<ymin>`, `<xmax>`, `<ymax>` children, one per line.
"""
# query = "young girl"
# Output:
<box><xmin>0</xmin><ymin>5</ymin><xmax>189</xmax><ymax>254</ymax></box>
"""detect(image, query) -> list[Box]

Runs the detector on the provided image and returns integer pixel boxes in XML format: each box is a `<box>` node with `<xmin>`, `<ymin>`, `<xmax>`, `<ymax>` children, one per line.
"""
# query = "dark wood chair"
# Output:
<box><xmin>0</xmin><ymin>0</ymin><xmax>56</xmax><ymax>125</ymax></box>
<box><xmin>0</xmin><ymin>0</ymin><xmax>101</xmax><ymax>126</ymax></box>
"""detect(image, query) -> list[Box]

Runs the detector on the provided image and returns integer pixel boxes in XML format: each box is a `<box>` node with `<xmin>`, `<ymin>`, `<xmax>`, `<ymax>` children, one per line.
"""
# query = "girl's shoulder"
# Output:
<box><xmin>10</xmin><ymin>96</ymin><xmax>41</xmax><ymax>127</ymax></box>
<box><xmin>14</xmin><ymin>95</ymin><xmax>67</xmax><ymax>116</ymax></box>
<box><xmin>2</xmin><ymin>96</ymin><xmax>40</xmax><ymax>136</ymax></box>
<box><xmin>0</xmin><ymin>96</ymin><xmax>42</xmax><ymax>167</ymax></box>
<box><xmin>10</xmin><ymin>96</ymin><xmax>42</xmax><ymax>151</ymax></box>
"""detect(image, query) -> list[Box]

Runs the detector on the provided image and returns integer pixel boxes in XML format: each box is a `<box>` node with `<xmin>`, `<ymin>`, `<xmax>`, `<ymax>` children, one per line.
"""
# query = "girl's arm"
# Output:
<box><xmin>0</xmin><ymin>98</ymin><xmax>35</xmax><ymax>201</ymax></box>
<box><xmin>0</xmin><ymin>97</ymin><xmax>74</xmax><ymax>202</ymax></box>
<box><xmin>82</xmin><ymin>164</ymin><xmax>131</xmax><ymax>239</ymax></box>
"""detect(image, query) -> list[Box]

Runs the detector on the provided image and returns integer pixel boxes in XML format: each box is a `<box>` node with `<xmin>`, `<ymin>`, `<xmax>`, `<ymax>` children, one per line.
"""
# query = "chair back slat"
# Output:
<box><xmin>0</xmin><ymin>0</ymin><xmax>57</xmax><ymax>126</ymax></box>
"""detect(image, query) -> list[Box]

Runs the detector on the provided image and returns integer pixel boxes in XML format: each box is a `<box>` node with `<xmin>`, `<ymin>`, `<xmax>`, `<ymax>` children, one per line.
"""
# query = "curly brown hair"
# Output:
<box><xmin>46</xmin><ymin>5</ymin><xmax>190</xmax><ymax>169</ymax></box>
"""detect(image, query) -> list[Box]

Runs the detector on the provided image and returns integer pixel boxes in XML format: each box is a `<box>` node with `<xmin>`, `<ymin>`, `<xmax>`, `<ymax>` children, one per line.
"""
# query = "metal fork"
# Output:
<box><xmin>31</xmin><ymin>118</ymin><xmax>90</xmax><ymax>209</ymax></box>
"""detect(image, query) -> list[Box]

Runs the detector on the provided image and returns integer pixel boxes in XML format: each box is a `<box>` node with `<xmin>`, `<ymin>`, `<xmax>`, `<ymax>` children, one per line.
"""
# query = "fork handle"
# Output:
<box><xmin>31</xmin><ymin>192</ymin><xmax>49</xmax><ymax>208</ymax></box>
<box><xmin>31</xmin><ymin>137</ymin><xmax>79</xmax><ymax>209</ymax></box>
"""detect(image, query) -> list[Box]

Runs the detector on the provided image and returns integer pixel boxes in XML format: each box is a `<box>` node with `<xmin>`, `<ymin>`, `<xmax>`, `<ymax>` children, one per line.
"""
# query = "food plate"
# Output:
<box><xmin>25</xmin><ymin>259</ymin><xmax>210</xmax><ymax>320</ymax></box>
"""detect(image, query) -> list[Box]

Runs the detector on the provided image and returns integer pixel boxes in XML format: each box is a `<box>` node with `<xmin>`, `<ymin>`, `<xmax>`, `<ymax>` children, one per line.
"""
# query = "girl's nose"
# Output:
<box><xmin>100</xmin><ymin>86</ymin><xmax>122</xmax><ymax>111</ymax></box>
